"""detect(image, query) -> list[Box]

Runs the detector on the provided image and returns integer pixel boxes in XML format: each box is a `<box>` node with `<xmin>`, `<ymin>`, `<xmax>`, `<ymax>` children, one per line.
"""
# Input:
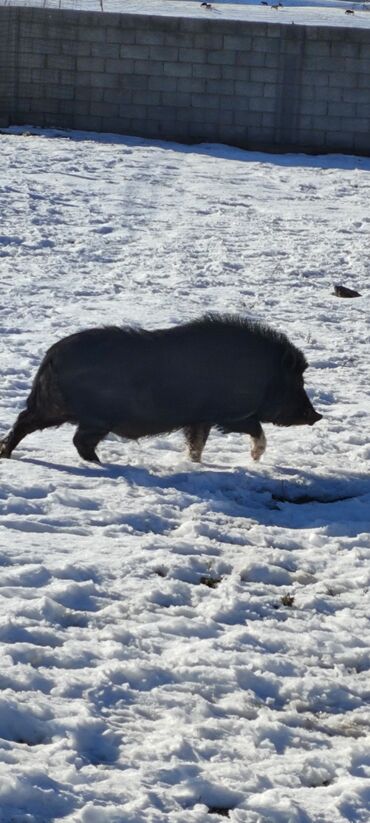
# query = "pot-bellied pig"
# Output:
<box><xmin>0</xmin><ymin>314</ymin><xmax>322</xmax><ymax>465</ymax></box>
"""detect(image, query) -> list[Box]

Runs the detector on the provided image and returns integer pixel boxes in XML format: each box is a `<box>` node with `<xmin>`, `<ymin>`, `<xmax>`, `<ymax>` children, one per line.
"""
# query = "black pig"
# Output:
<box><xmin>0</xmin><ymin>314</ymin><xmax>322</xmax><ymax>464</ymax></box>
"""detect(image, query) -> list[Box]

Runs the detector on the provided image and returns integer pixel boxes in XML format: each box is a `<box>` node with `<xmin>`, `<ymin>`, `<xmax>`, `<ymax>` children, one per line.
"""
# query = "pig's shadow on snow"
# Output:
<box><xmin>22</xmin><ymin>456</ymin><xmax>370</xmax><ymax>534</ymax></box>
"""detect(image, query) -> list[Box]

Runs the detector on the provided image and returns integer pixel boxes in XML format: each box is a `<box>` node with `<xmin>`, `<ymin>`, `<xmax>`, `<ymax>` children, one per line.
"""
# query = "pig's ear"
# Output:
<box><xmin>282</xmin><ymin>348</ymin><xmax>307</xmax><ymax>374</ymax></box>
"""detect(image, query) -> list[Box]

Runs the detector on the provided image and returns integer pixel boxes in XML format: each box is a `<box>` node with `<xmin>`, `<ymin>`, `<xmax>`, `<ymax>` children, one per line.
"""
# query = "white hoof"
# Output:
<box><xmin>251</xmin><ymin>432</ymin><xmax>266</xmax><ymax>461</ymax></box>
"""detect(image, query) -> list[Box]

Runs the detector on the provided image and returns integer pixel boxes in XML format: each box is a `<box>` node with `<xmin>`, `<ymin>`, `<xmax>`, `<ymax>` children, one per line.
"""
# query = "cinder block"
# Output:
<box><xmin>263</xmin><ymin>83</ymin><xmax>277</xmax><ymax>99</ymax></box>
<box><xmin>359</xmin><ymin>42</ymin><xmax>370</xmax><ymax>59</ymax></box>
<box><xmin>179</xmin><ymin>48</ymin><xmax>206</xmax><ymax>64</ymax></box>
<box><xmin>119</xmin><ymin>103</ymin><xmax>147</xmax><ymax>118</ymax></box>
<box><xmin>300</xmin><ymin>100</ymin><xmax>327</xmax><ymax>116</ymax></box>
<box><xmin>106</xmin><ymin>28</ymin><xmax>135</xmax><ymax>45</ymax></box>
<box><xmin>92</xmin><ymin>72</ymin><xmax>125</xmax><ymax>89</ymax></box>
<box><xmin>120</xmin><ymin>44</ymin><xmax>150</xmax><ymax>60</ymax></box>
<box><xmin>330</xmin><ymin>41</ymin><xmax>359</xmax><ymax>59</ymax></box>
<box><xmin>72</xmin><ymin>114</ymin><xmax>103</xmax><ymax>130</ymax></box>
<box><xmin>77</xmin><ymin>57</ymin><xmax>105</xmax><ymax>73</ymax></box>
<box><xmin>18</xmin><ymin>37</ymin><xmax>36</xmax><ymax>54</ymax></box>
<box><xmin>311</xmin><ymin>114</ymin><xmax>343</xmax><ymax>132</ymax></box>
<box><xmin>47</xmin><ymin>54</ymin><xmax>76</xmax><ymax>71</ymax></box>
<box><xmin>161</xmin><ymin>91</ymin><xmax>191</xmax><ymax>107</ymax></box>
<box><xmin>104</xmin><ymin>89</ymin><xmax>132</xmax><ymax>105</ymax></box>
<box><xmin>135</xmin><ymin>90</ymin><xmax>161</xmax><ymax>106</ymax></box>
<box><xmin>102</xmin><ymin>117</ymin><xmax>130</xmax><ymax>134</ymax></box>
<box><xmin>14</xmin><ymin>99</ymin><xmax>32</xmax><ymax>114</ymax></box>
<box><xmin>328</xmin><ymin>101</ymin><xmax>356</xmax><ymax>117</ymax></box>
<box><xmin>224</xmin><ymin>127</ymin><xmax>251</xmax><ymax>145</ymax></box>
<box><xmin>222</xmin><ymin>65</ymin><xmax>248</xmax><ymax>81</ymax></box>
<box><xmin>254</xmin><ymin>36</ymin><xmax>279</xmax><ymax>54</ymax></box>
<box><xmin>31</xmin><ymin>97</ymin><xmax>60</xmax><ymax>114</ymax></box>
<box><xmin>235</xmin><ymin>79</ymin><xmax>263</xmax><ymax>97</ymax></box>
<box><xmin>267</xmin><ymin>24</ymin><xmax>283</xmax><ymax>38</ymax></box>
<box><xmin>178</xmin><ymin>77</ymin><xmax>205</xmax><ymax>93</ymax></box>
<box><xmin>354</xmin><ymin>133</ymin><xmax>370</xmax><ymax>152</ymax></box>
<box><xmin>249</xmin><ymin>96</ymin><xmax>275</xmax><ymax>112</ymax></box>
<box><xmin>349</xmin><ymin>117</ymin><xmax>370</xmax><ymax>133</ymax></box>
<box><xmin>104</xmin><ymin>58</ymin><xmax>125</xmax><ymax>74</ymax></box>
<box><xmin>17</xmin><ymin>82</ymin><xmax>43</xmax><ymax>99</ymax></box>
<box><xmin>30</xmin><ymin>68</ymin><xmax>57</xmax><ymax>84</ymax></box>
<box><xmin>194</xmin><ymin>64</ymin><xmax>221</xmax><ymax>80</ymax></box>
<box><xmin>26</xmin><ymin>111</ymin><xmax>47</xmax><ymax>127</ymax></box>
<box><xmin>78</xmin><ymin>27</ymin><xmax>106</xmax><ymax>44</ymax></box>
<box><xmin>136</xmin><ymin>30</ymin><xmax>165</xmax><ymax>46</ymax></box>
<box><xmin>75</xmin><ymin>86</ymin><xmax>102</xmax><ymax>102</ymax></box>
<box><xmin>91</xmin><ymin>101</ymin><xmax>120</xmax><ymax>118</ymax></box>
<box><xmin>234</xmin><ymin>110</ymin><xmax>261</xmax><ymax>127</ymax></box>
<box><xmin>193</xmin><ymin>34</ymin><xmax>223</xmax><ymax>50</ymax></box>
<box><xmin>144</xmin><ymin>104</ymin><xmax>177</xmax><ymax>120</ymax></box>
<box><xmin>237</xmin><ymin>51</ymin><xmax>264</xmax><ymax>68</ymax></box>
<box><xmin>191</xmin><ymin>93</ymin><xmax>220</xmax><ymax>109</ymax></box>
<box><xmin>223</xmin><ymin>35</ymin><xmax>252</xmax><ymax>50</ymax></box>
<box><xmin>325</xmin><ymin>130</ymin><xmax>353</xmax><ymax>149</ymax></box>
<box><xmin>227</xmin><ymin>95</ymin><xmax>250</xmax><ymax>111</ymax></box>
<box><xmin>150</xmin><ymin>46</ymin><xmax>178</xmax><ymax>61</ymax></box>
<box><xmin>165</xmin><ymin>32</ymin><xmax>195</xmax><ymax>48</ymax></box>
<box><xmin>50</xmin><ymin>84</ymin><xmax>75</xmax><ymax>101</ymax></box>
<box><xmin>119</xmin><ymin>74</ymin><xmax>148</xmax><ymax>90</ymax></box>
<box><xmin>280</xmin><ymin>38</ymin><xmax>305</xmax><ymax>56</ymax></box>
<box><xmin>90</xmin><ymin>43</ymin><xmax>120</xmax><ymax>59</ymax></box>
<box><xmin>20</xmin><ymin>52</ymin><xmax>46</xmax><ymax>71</ymax></box>
<box><xmin>314</xmin><ymin>85</ymin><xmax>332</xmax><ymax>101</ymax></box>
<box><xmin>304</xmin><ymin>72</ymin><xmax>329</xmax><ymax>88</ymax></box>
<box><xmin>264</xmin><ymin>53</ymin><xmax>281</xmax><ymax>69</ymax></box>
<box><xmin>149</xmin><ymin>76</ymin><xmax>177</xmax><ymax>92</ymax></box>
<box><xmin>189</xmin><ymin>121</ymin><xmax>219</xmax><ymax>139</ymax></box>
<box><xmin>58</xmin><ymin>99</ymin><xmax>85</xmax><ymax>115</ymax></box>
<box><xmin>298</xmin><ymin>129</ymin><xmax>325</xmax><ymax>147</ymax></box>
<box><xmin>358</xmin><ymin>74</ymin><xmax>370</xmax><ymax>89</ymax></box>
<box><xmin>208</xmin><ymin>50</ymin><xmax>236</xmax><ymax>66</ymax></box>
<box><xmin>346</xmin><ymin>57</ymin><xmax>370</xmax><ymax>73</ymax></box>
<box><xmin>62</xmin><ymin>42</ymin><xmax>91</xmax><ymax>57</ymax></box>
<box><xmin>355</xmin><ymin>104</ymin><xmax>370</xmax><ymax>118</ymax></box>
<box><xmin>206</xmin><ymin>79</ymin><xmax>234</xmax><ymax>95</ymax></box>
<box><xmin>74</xmin><ymin>96</ymin><xmax>100</xmax><ymax>116</ymax></box>
<box><xmin>163</xmin><ymin>62</ymin><xmax>192</xmax><ymax>78</ymax></box>
<box><xmin>28</xmin><ymin>39</ymin><xmax>61</xmax><ymax>56</ymax></box>
<box><xmin>135</xmin><ymin>60</ymin><xmax>164</xmax><ymax>76</ymax></box>
<box><xmin>262</xmin><ymin>111</ymin><xmax>276</xmax><ymax>128</ymax></box>
<box><xmin>328</xmin><ymin>71</ymin><xmax>357</xmax><ymax>89</ymax></box>
<box><xmin>250</xmin><ymin>66</ymin><xmax>277</xmax><ymax>83</ymax></box>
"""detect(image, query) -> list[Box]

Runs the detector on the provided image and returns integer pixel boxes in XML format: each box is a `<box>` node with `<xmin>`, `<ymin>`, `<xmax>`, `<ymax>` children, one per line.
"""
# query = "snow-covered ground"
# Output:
<box><xmin>0</xmin><ymin>127</ymin><xmax>369</xmax><ymax>822</ymax></box>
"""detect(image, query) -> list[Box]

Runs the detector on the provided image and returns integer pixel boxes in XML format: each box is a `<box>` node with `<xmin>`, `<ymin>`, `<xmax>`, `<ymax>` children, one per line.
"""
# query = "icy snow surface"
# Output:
<box><xmin>0</xmin><ymin>128</ymin><xmax>369</xmax><ymax>822</ymax></box>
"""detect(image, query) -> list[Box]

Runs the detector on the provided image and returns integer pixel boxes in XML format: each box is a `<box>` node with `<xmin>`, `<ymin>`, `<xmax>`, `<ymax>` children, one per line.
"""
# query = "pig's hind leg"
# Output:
<box><xmin>183</xmin><ymin>424</ymin><xmax>211</xmax><ymax>462</ymax></box>
<box><xmin>0</xmin><ymin>408</ymin><xmax>65</xmax><ymax>458</ymax></box>
<box><xmin>73</xmin><ymin>424</ymin><xmax>108</xmax><ymax>464</ymax></box>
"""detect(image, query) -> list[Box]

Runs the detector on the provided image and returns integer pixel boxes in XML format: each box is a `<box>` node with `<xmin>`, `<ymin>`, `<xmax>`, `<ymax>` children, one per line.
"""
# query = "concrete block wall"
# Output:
<box><xmin>1</xmin><ymin>5</ymin><xmax>370</xmax><ymax>154</ymax></box>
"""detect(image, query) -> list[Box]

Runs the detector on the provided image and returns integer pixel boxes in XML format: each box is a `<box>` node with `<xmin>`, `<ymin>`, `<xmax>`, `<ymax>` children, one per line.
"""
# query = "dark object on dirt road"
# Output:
<box><xmin>0</xmin><ymin>314</ymin><xmax>322</xmax><ymax>465</ymax></box>
<box><xmin>333</xmin><ymin>284</ymin><xmax>361</xmax><ymax>298</ymax></box>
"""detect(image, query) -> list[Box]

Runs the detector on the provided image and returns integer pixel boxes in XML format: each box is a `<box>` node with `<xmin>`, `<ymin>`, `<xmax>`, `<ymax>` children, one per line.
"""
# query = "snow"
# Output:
<box><xmin>0</xmin><ymin>126</ymin><xmax>369</xmax><ymax>822</ymax></box>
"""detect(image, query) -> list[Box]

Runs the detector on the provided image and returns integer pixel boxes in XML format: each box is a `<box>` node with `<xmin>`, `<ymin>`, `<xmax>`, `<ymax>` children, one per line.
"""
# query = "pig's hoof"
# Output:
<box><xmin>0</xmin><ymin>441</ymin><xmax>11</xmax><ymax>458</ymax></box>
<box><xmin>77</xmin><ymin>449</ymin><xmax>101</xmax><ymax>464</ymax></box>
<box><xmin>251</xmin><ymin>433</ymin><xmax>266</xmax><ymax>461</ymax></box>
<box><xmin>189</xmin><ymin>452</ymin><xmax>201</xmax><ymax>463</ymax></box>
